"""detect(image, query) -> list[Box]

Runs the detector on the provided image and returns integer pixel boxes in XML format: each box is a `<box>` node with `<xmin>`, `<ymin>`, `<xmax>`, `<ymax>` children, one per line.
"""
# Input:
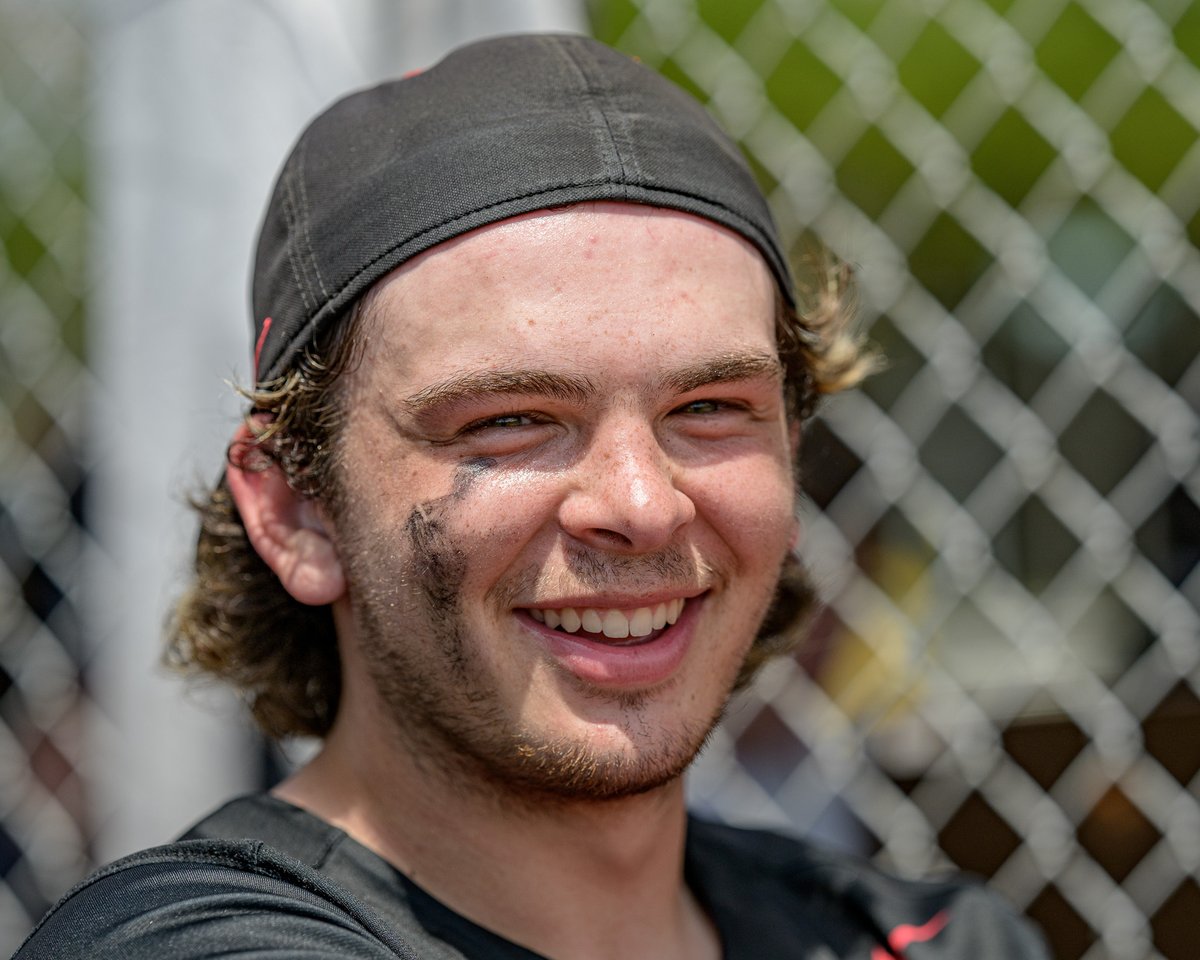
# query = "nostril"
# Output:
<box><xmin>587</xmin><ymin>528</ymin><xmax>635</xmax><ymax>549</ymax></box>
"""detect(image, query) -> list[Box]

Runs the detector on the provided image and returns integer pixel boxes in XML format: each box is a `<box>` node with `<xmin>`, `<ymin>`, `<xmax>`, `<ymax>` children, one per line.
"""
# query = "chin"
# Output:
<box><xmin>494</xmin><ymin>724</ymin><xmax>711</xmax><ymax>802</ymax></box>
<box><xmin>483</xmin><ymin>692</ymin><xmax>727</xmax><ymax>803</ymax></box>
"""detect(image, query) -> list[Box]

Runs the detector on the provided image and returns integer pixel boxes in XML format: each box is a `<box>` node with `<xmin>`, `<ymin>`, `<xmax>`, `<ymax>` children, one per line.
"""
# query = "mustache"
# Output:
<box><xmin>489</xmin><ymin>543</ymin><xmax>719</xmax><ymax>608</ymax></box>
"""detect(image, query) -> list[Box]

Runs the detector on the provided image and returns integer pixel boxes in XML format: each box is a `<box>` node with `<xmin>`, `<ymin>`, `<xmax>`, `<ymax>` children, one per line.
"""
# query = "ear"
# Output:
<box><xmin>225</xmin><ymin>422</ymin><xmax>345</xmax><ymax>605</ymax></box>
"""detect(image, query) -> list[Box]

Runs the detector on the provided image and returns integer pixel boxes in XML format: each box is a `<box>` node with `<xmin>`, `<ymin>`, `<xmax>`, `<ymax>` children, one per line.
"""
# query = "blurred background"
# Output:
<box><xmin>1</xmin><ymin>0</ymin><xmax>1197</xmax><ymax>957</ymax></box>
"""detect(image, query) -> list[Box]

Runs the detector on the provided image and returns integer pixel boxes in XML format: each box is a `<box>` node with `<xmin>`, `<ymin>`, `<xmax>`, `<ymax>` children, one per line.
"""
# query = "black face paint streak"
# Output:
<box><xmin>404</xmin><ymin>501</ymin><xmax>467</xmax><ymax>625</ymax></box>
<box><xmin>453</xmin><ymin>457</ymin><xmax>497</xmax><ymax>498</ymax></box>
<box><xmin>404</xmin><ymin>459</ymin><xmax>495</xmax><ymax>623</ymax></box>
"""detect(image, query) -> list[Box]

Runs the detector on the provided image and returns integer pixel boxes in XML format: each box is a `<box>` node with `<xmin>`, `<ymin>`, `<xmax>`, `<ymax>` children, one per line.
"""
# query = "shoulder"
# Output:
<box><xmin>14</xmin><ymin>838</ymin><xmax>421</xmax><ymax>960</ymax></box>
<box><xmin>180</xmin><ymin>791</ymin><xmax>346</xmax><ymax>865</ymax></box>
<box><xmin>687</xmin><ymin>818</ymin><xmax>1049</xmax><ymax>959</ymax></box>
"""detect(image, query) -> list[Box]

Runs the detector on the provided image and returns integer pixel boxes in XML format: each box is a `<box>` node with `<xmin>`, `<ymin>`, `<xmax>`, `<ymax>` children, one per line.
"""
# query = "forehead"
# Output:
<box><xmin>355</xmin><ymin>202</ymin><xmax>779</xmax><ymax>388</ymax></box>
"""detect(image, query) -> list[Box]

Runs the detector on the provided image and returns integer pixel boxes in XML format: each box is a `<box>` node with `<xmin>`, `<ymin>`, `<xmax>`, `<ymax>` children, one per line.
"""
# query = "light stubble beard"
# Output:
<box><xmin>339</xmin><ymin>484</ymin><xmax>753</xmax><ymax>808</ymax></box>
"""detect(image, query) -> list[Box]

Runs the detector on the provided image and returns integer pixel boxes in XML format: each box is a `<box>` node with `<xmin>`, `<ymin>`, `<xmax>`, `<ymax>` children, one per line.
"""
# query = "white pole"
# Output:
<box><xmin>87</xmin><ymin>0</ymin><xmax>585</xmax><ymax>862</ymax></box>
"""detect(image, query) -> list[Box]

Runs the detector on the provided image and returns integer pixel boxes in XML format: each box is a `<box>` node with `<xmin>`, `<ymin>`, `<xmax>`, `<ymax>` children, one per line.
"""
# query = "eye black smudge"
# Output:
<box><xmin>452</xmin><ymin>457</ymin><xmax>497</xmax><ymax>499</ymax></box>
<box><xmin>404</xmin><ymin>455</ymin><xmax>498</xmax><ymax>623</ymax></box>
<box><xmin>405</xmin><ymin>496</ymin><xmax>468</xmax><ymax>623</ymax></box>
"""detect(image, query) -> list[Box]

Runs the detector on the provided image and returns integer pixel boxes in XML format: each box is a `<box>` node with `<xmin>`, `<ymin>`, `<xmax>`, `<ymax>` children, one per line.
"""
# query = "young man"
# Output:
<box><xmin>18</xmin><ymin>34</ymin><xmax>1046</xmax><ymax>959</ymax></box>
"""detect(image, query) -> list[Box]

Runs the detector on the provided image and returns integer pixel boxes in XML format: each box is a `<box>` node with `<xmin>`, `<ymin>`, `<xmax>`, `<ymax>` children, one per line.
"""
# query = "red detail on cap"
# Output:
<box><xmin>869</xmin><ymin>911</ymin><xmax>949</xmax><ymax>959</ymax></box>
<box><xmin>254</xmin><ymin>317</ymin><xmax>272</xmax><ymax>374</ymax></box>
<box><xmin>402</xmin><ymin>67</ymin><xmax>425</xmax><ymax>79</ymax></box>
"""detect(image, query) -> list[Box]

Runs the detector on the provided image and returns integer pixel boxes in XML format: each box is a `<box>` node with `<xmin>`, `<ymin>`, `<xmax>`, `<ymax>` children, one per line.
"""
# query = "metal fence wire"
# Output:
<box><xmin>0</xmin><ymin>0</ymin><xmax>93</xmax><ymax>952</ymax></box>
<box><xmin>587</xmin><ymin>2</ymin><xmax>1200</xmax><ymax>958</ymax></box>
<box><xmin>1</xmin><ymin>0</ymin><xmax>1198</xmax><ymax>958</ymax></box>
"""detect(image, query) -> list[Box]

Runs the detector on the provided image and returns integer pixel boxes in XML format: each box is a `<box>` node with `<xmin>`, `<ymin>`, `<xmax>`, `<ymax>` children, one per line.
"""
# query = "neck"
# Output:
<box><xmin>275</xmin><ymin>706</ymin><xmax>720</xmax><ymax>960</ymax></box>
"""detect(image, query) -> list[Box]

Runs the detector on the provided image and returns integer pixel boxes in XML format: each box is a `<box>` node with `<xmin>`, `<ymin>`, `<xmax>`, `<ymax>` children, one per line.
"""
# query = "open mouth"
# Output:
<box><xmin>527</xmin><ymin>598</ymin><xmax>685</xmax><ymax>643</ymax></box>
<box><xmin>524</xmin><ymin>595</ymin><xmax>704</xmax><ymax>686</ymax></box>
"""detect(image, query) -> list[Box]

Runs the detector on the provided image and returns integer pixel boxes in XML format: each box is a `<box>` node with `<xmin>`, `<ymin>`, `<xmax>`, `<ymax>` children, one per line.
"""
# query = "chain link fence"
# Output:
<box><xmin>0</xmin><ymin>0</ymin><xmax>95</xmax><ymax>950</ymax></box>
<box><xmin>586</xmin><ymin>1</ymin><xmax>1199</xmax><ymax>958</ymax></box>
<box><xmin>1</xmin><ymin>0</ymin><xmax>1198</xmax><ymax>958</ymax></box>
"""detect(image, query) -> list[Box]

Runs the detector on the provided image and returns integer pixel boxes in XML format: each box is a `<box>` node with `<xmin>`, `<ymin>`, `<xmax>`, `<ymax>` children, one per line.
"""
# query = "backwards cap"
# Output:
<box><xmin>251</xmin><ymin>32</ymin><xmax>793</xmax><ymax>384</ymax></box>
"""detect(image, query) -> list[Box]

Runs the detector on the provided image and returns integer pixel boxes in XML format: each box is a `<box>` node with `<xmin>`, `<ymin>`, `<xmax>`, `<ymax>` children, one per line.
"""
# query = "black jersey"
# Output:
<box><xmin>15</xmin><ymin>793</ymin><xmax>1047</xmax><ymax>959</ymax></box>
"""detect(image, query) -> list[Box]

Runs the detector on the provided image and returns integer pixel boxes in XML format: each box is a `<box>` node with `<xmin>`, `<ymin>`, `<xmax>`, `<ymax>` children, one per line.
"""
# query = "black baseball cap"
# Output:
<box><xmin>251</xmin><ymin>32</ymin><xmax>793</xmax><ymax>384</ymax></box>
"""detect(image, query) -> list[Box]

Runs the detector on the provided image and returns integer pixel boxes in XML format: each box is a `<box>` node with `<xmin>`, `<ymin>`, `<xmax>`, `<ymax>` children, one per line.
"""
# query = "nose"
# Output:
<box><xmin>558</xmin><ymin>418</ymin><xmax>696</xmax><ymax>553</ymax></box>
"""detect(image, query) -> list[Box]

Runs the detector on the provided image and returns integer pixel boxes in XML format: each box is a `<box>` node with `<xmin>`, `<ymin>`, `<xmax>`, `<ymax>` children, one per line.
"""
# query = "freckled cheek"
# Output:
<box><xmin>691</xmin><ymin>461</ymin><xmax>796</xmax><ymax>556</ymax></box>
<box><xmin>340</xmin><ymin>431</ymin><xmax>419</xmax><ymax>494</ymax></box>
<box><xmin>351</xmin><ymin>471</ymin><xmax>426</xmax><ymax>527</ymax></box>
<box><xmin>438</xmin><ymin>469</ymin><xmax>566</xmax><ymax>561</ymax></box>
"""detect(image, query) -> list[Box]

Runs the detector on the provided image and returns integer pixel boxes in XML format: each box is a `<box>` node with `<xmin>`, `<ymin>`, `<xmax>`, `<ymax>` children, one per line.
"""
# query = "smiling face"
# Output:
<box><xmin>325</xmin><ymin>203</ymin><xmax>798</xmax><ymax>801</ymax></box>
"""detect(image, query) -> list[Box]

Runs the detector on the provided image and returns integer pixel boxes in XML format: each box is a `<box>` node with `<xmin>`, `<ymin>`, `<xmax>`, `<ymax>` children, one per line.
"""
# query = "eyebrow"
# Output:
<box><xmin>403</xmin><ymin>369</ymin><xmax>598</xmax><ymax>414</ymax></box>
<box><xmin>658</xmin><ymin>352</ymin><xmax>784</xmax><ymax>395</ymax></box>
<box><xmin>401</xmin><ymin>351</ymin><xmax>783</xmax><ymax>417</ymax></box>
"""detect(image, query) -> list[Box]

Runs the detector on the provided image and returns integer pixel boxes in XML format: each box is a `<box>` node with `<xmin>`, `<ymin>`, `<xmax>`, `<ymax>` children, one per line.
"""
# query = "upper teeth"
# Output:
<box><xmin>529</xmin><ymin>599</ymin><xmax>684</xmax><ymax>639</ymax></box>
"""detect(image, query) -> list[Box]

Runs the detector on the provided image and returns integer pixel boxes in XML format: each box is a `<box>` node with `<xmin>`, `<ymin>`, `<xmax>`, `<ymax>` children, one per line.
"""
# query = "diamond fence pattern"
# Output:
<box><xmin>1</xmin><ymin>0</ymin><xmax>1198</xmax><ymax>958</ymax></box>
<box><xmin>0</xmin><ymin>0</ymin><xmax>94</xmax><ymax>952</ymax></box>
<box><xmin>588</xmin><ymin>1</ymin><xmax>1200</xmax><ymax>957</ymax></box>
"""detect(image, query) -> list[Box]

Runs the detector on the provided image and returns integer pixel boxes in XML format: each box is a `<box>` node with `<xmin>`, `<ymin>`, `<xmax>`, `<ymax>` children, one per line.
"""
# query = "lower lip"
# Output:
<box><xmin>520</xmin><ymin>597</ymin><xmax>703</xmax><ymax>689</ymax></box>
